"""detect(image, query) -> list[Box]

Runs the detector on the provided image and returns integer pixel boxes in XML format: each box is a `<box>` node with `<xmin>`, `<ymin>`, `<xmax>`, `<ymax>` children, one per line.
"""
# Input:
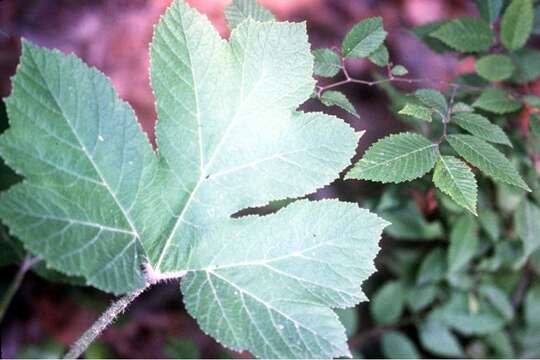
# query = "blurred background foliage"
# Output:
<box><xmin>1</xmin><ymin>0</ymin><xmax>540</xmax><ymax>358</ymax></box>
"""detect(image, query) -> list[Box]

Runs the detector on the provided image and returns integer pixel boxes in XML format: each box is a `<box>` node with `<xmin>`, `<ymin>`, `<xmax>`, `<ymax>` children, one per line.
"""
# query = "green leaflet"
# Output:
<box><xmin>419</xmin><ymin>321</ymin><xmax>464</xmax><ymax>357</ymax></box>
<box><xmin>312</xmin><ymin>48</ymin><xmax>341</xmax><ymax>78</ymax></box>
<box><xmin>381</xmin><ymin>331</ymin><xmax>420</xmax><ymax>359</ymax></box>
<box><xmin>342</xmin><ymin>17</ymin><xmax>387</xmax><ymax>58</ymax></box>
<box><xmin>224</xmin><ymin>0</ymin><xmax>275</xmax><ymax>30</ymax></box>
<box><xmin>430</xmin><ymin>16</ymin><xmax>494</xmax><ymax>53</ymax></box>
<box><xmin>452</xmin><ymin>112</ymin><xmax>512</xmax><ymax>147</ymax></box>
<box><xmin>182</xmin><ymin>200</ymin><xmax>387</xmax><ymax>358</ymax></box>
<box><xmin>320</xmin><ymin>90</ymin><xmax>359</xmax><ymax>118</ymax></box>
<box><xmin>473</xmin><ymin>88</ymin><xmax>522</xmax><ymax>114</ymax></box>
<box><xmin>474</xmin><ymin>0</ymin><xmax>503</xmax><ymax>24</ymax></box>
<box><xmin>433</xmin><ymin>155</ymin><xmax>478</xmax><ymax>215</ymax></box>
<box><xmin>414</xmin><ymin>88</ymin><xmax>447</xmax><ymax>115</ymax></box>
<box><xmin>447</xmin><ymin>135</ymin><xmax>530</xmax><ymax>191</ymax></box>
<box><xmin>514</xmin><ymin>199</ymin><xmax>540</xmax><ymax>267</ymax></box>
<box><xmin>510</xmin><ymin>48</ymin><xmax>540</xmax><ymax>84</ymax></box>
<box><xmin>398</xmin><ymin>103</ymin><xmax>433</xmax><ymax>122</ymax></box>
<box><xmin>390</xmin><ymin>65</ymin><xmax>408</xmax><ymax>76</ymax></box>
<box><xmin>370</xmin><ymin>281</ymin><xmax>405</xmax><ymax>325</ymax></box>
<box><xmin>0</xmin><ymin>2</ymin><xmax>388</xmax><ymax>358</ymax></box>
<box><xmin>447</xmin><ymin>215</ymin><xmax>479</xmax><ymax>273</ymax></box>
<box><xmin>368</xmin><ymin>45</ymin><xmax>389</xmax><ymax>66</ymax></box>
<box><xmin>501</xmin><ymin>0</ymin><xmax>534</xmax><ymax>51</ymax></box>
<box><xmin>475</xmin><ymin>54</ymin><xmax>515</xmax><ymax>81</ymax></box>
<box><xmin>346</xmin><ymin>132</ymin><xmax>438</xmax><ymax>183</ymax></box>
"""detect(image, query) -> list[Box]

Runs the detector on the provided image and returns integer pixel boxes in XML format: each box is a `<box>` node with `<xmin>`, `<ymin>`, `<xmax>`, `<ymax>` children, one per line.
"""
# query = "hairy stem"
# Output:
<box><xmin>64</xmin><ymin>284</ymin><xmax>150</xmax><ymax>359</ymax></box>
<box><xmin>0</xmin><ymin>254</ymin><xmax>40</xmax><ymax>324</ymax></box>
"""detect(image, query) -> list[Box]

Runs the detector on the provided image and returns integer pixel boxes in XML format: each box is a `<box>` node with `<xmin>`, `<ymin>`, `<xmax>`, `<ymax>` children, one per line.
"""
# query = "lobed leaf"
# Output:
<box><xmin>346</xmin><ymin>132</ymin><xmax>438</xmax><ymax>183</ymax></box>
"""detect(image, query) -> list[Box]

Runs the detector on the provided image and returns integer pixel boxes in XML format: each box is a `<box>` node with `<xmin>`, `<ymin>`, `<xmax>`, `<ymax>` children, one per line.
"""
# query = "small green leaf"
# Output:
<box><xmin>224</xmin><ymin>0</ymin><xmax>275</xmax><ymax>30</ymax></box>
<box><xmin>370</xmin><ymin>281</ymin><xmax>405</xmax><ymax>325</ymax></box>
<box><xmin>430</xmin><ymin>16</ymin><xmax>494</xmax><ymax>52</ymax></box>
<box><xmin>447</xmin><ymin>134</ymin><xmax>530</xmax><ymax>191</ymax></box>
<box><xmin>391</xmin><ymin>65</ymin><xmax>408</xmax><ymax>76</ymax></box>
<box><xmin>312</xmin><ymin>48</ymin><xmax>341</xmax><ymax>78</ymax></box>
<box><xmin>342</xmin><ymin>17</ymin><xmax>387</xmax><ymax>58</ymax></box>
<box><xmin>320</xmin><ymin>90</ymin><xmax>359</xmax><ymax>118</ymax></box>
<box><xmin>525</xmin><ymin>95</ymin><xmax>540</xmax><ymax>108</ymax></box>
<box><xmin>398</xmin><ymin>103</ymin><xmax>433</xmax><ymax>122</ymax></box>
<box><xmin>406</xmin><ymin>284</ymin><xmax>439</xmax><ymax>312</ymax></box>
<box><xmin>382</xmin><ymin>331</ymin><xmax>420</xmax><ymax>359</ymax></box>
<box><xmin>501</xmin><ymin>0</ymin><xmax>534</xmax><ymax>51</ymax></box>
<box><xmin>452</xmin><ymin>112</ymin><xmax>512</xmax><ymax>146</ymax></box>
<box><xmin>479</xmin><ymin>285</ymin><xmax>514</xmax><ymax>321</ymax></box>
<box><xmin>417</xmin><ymin>248</ymin><xmax>446</xmax><ymax>285</ymax></box>
<box><xmin>478</xmin><ymin>209</ymin><xmax>501</xmax><ymax>242</ymax></box>
<box><xmin>447</xmin><ymin>215</ymin><xmax>479</xmax><ymax>273</ymax></box>
<box><xmin>514</xmin><ymin>199</ymin><xmax>540</xmax><ymax>267</ymax></box>
<box><xmin>368</xmin><ymin>44</ymin><xmax>389</xmax><ymax>66</ymax></box>
<box><xmin>415</xmin><ymin>88</ymin><xmax>448</xmax><ymax>115</ymax></box>
<box><xmin>346</xmin><ymin>132</ymin><xmax>438</xmax><ymax>183</ymax></box>
<box><xmin>433</xmin><ymin>155</ymin><xmax>478</xmax><ymax>215</ymax></box>
<box><xmin>411</xmin><ymin>20</ymin><xmax>453</xmax><ymax>53</ymax></box>
<box><xmin>475</xmin><ymin>54</ymin><xmax>515</xmax><ymax>81</ymax></box>
<box><xmin>419</xmin><ymin>321</ymin><xmax>464</xmax><ymax>357</ymax></box>
<box><xmin>510</xmin><ymin>48</ymin><xmax>540</xmax><ymax>84</ymax></box>
<box><xmin>473</xmin><ymin>88</ymin><xmax>522</xmax><ymax>114</ymax></box>
<box><xmin>525</xmin><ymin>285</ymin><xmax>540</xmax><ymax>329</ymax></box>
<box><xmin>452</xmin><ymin>102</ymin><xmax>473</xmax><ymax>113</ymax></box>
<box><xmin>474</xmin><ymin>0</ymin><xmax>503</xmax><ymax>23</ymax></box>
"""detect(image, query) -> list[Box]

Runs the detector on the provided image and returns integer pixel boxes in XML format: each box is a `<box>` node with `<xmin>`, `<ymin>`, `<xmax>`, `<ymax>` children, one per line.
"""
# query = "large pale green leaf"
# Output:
<box><xmin>346</xmin><ymin>132</ymin><xmax>438</xmax><ymax>183</ymax></box>
<box><xmin>430</xmin><ymin>16</ymin><xmax>493</xmax><ymax>53</ymax></box>
<box><xmin>447</xmin><ymin>134</ymin><xmax>530</xmax><ymax>191</ymax></box>
<box><xmin>224</xmin><ymin>0</ymin><xmax>275</xmax><ymax>30</ymax></box>
<box><xmin>501</xmin><ymin>0</ymin><xmax>534</xmax><ymax>51</ymax></box>
<box><xmin>1</xmin><ymin>3</ymin><xmax>388</xmax><ymax>357</ymax></box>
<box><xmin>342</xmin><ymin>17</ymin><xmax>387</xmax><ymax>59</ymax></box>
<box><xmin>182</xmin><ymin>200</ymin><xmax>387</xmax><ymax>358</ymax></box>
<box><xmin>433</xmin><ymin>155</ymin><xmax>478</xmax><ymax>215</ymax></box>
<box><xmin>0</xmin><ymin>41</ymin><xmax>156</xmax><ymax>294</ymax></box>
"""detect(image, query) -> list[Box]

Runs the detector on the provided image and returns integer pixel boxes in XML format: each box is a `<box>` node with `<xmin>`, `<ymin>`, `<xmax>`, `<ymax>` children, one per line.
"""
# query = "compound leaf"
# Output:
<box><xmin>501</xmin><ymin>0</ymin><xmax>534</xmax><ymax>51</ymax></box>
<box><xmin>452</xmin><ymin>112</ymin><xmax>512</xmax><ymax>146</ymax></box>
<box><xmin>225</xmin><ymin>0</ymin><xmax>275</xmax><ymax>30</ymax></box>
<box><xmin>342</xmin><ymin>17</ymin><xmax>387</xmax><ymax>59</ymax></box>
<box><xmin>447</xmin><ymin>135</ymin><xmax>530</xmax><ymax>191</ymax></box>
<box><xmin>346</xmin><ymin>132</ymin><xmax>438</xmax><ymax>183</ymax></box>
<box><xmin>430</xmin><ymin>16</ymin><xmax>493</xmax><ymax>53</ymax></box>
<box><xmin>433</xmin><ymin>155</ymin><xmax>478</xmax><ymax>215</ymax></box>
